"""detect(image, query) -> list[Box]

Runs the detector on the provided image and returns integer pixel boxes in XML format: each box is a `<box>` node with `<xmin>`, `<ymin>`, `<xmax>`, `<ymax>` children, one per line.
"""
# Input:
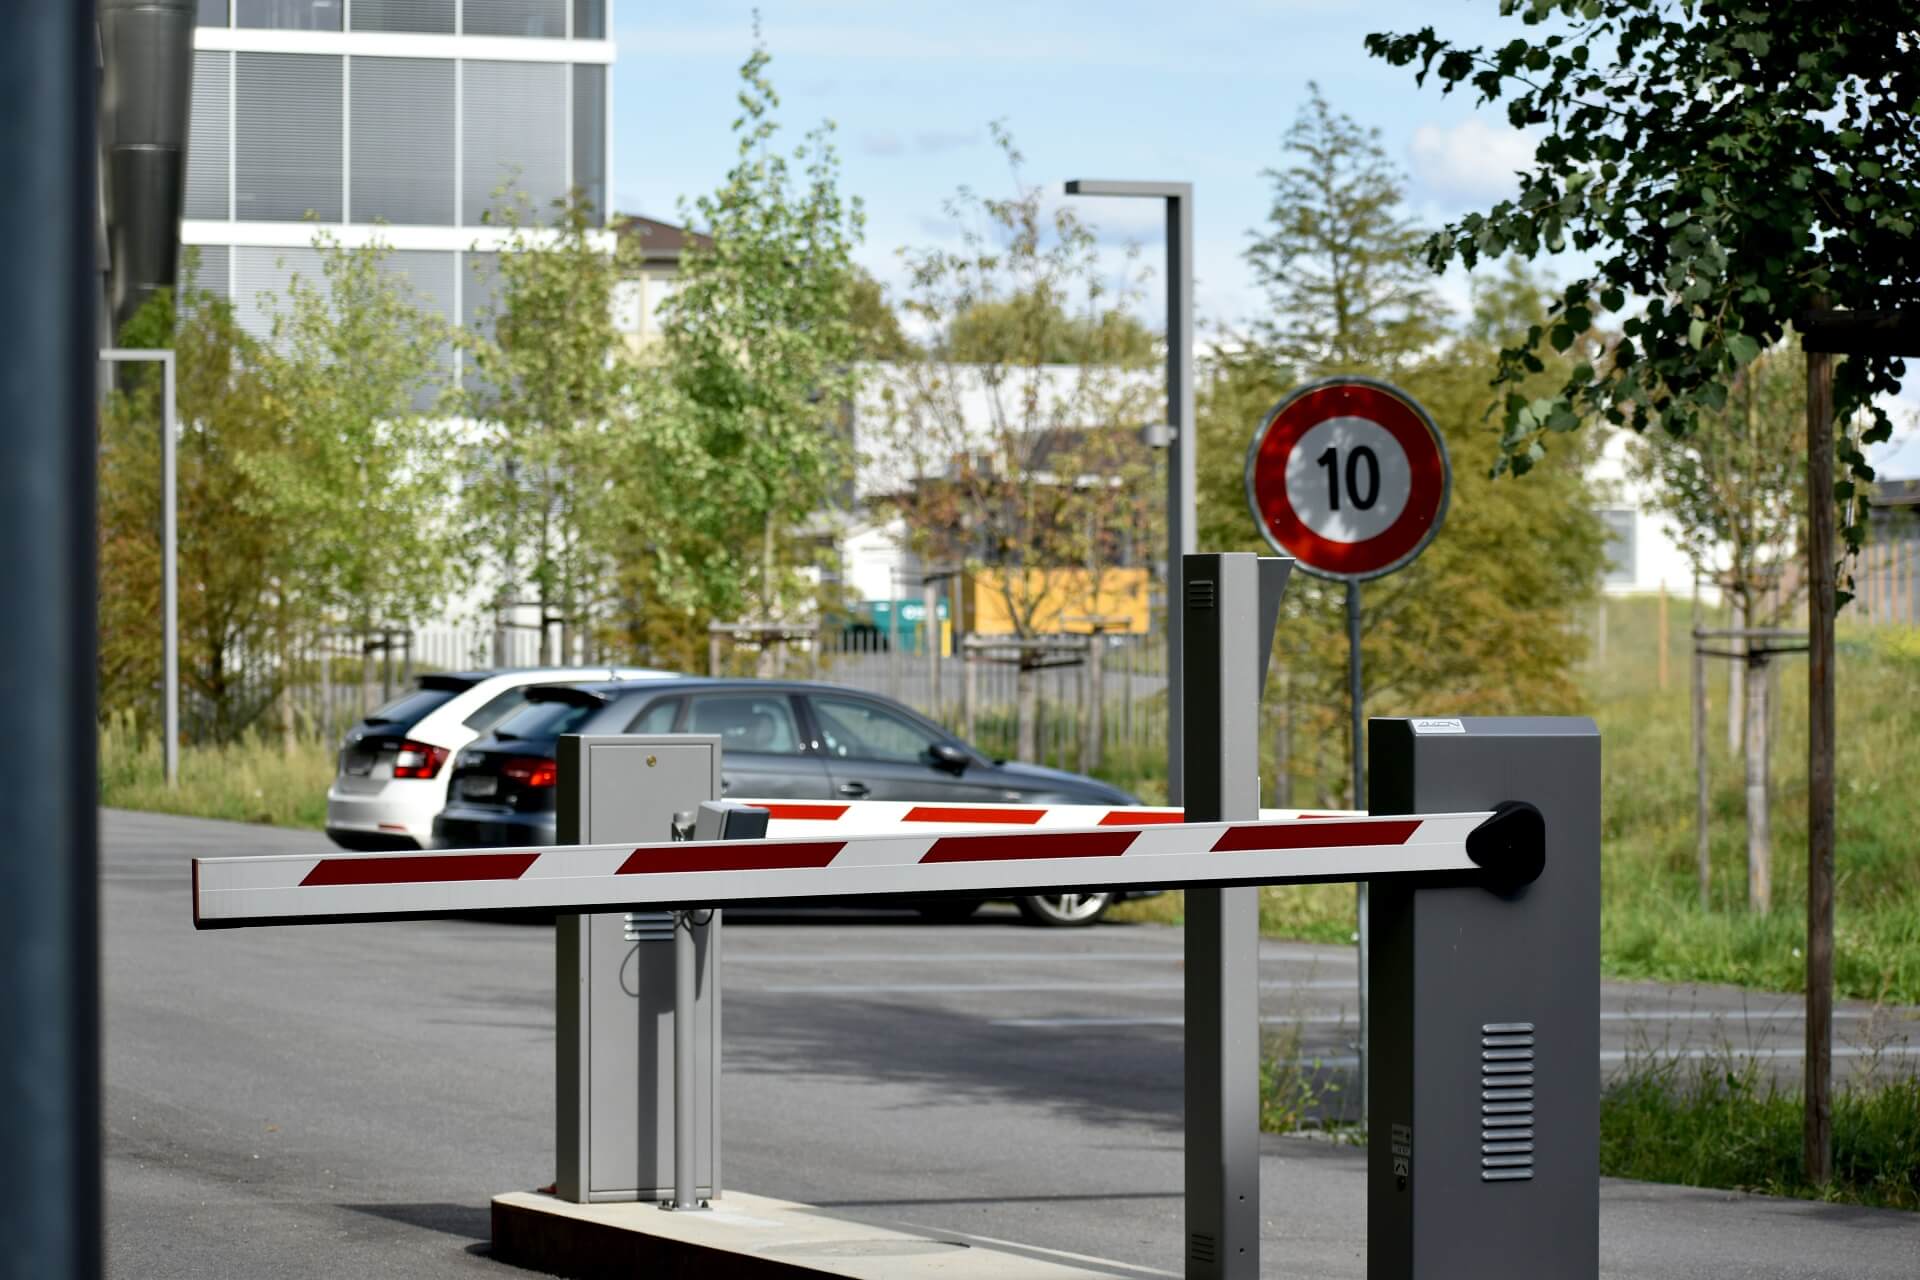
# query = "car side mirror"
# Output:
<box><xmin>928</xmin><ymin>742</ymin><xmax>970</xmax><ymax>775</ymax></box>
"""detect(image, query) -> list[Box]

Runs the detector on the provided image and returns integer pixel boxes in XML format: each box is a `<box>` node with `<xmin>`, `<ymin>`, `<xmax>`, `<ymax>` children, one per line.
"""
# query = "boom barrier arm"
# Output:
<box><xmin>191</xmin><ymin>807</ymin><xmax>1543</xmax><ymax>930</ymax></box>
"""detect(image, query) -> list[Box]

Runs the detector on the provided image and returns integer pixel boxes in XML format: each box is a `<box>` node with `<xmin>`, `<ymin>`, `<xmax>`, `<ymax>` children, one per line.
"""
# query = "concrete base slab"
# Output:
<box><xmin>491</xmin><ymin>1188</ymin><xmax>1132</xmax><ymax>1280</ymax></box>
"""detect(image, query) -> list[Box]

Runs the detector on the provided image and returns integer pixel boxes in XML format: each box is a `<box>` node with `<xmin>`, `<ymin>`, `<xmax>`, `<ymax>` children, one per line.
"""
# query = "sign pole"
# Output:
<box><xmin>1244</xmin><ymin>377</ymin><xmax>1450</xmax><ymax>1136</ymax></box>
<box><xmin>1347</xmin><ymin>577</ymin><xmax>1367</xmax><ymax>1128</ymax></box>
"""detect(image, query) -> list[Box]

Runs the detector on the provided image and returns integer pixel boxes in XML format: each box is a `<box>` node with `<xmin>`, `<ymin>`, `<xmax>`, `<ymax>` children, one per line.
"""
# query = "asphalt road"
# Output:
<box><xmin>105</xmin><ymin>809</ymin><xmax>1919</xmax><ymax>1278</ymax></box>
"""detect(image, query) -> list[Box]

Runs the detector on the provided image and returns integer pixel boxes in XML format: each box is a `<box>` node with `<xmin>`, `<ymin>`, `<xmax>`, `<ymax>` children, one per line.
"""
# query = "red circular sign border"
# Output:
<box><xmin>1243</xmin><ymin>378</ymin><xmax>1451</xmax><ymax>581</ymax></box>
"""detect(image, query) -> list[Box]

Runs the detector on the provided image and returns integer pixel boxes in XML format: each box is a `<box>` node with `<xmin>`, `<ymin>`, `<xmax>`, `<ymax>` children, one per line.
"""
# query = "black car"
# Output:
<box><xmin>434</xmin><ymin>677</ymin><xmax>1149</xmax><ymax>925</ymax></box>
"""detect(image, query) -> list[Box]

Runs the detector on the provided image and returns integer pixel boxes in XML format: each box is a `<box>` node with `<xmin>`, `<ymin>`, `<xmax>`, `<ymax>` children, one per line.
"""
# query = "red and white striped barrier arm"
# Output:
<box><xmin>192</xmin><ymin>811</ymin><xmax>1497</xmax><ymax>930</ymax></box>
<box><xmin>744</xmin><ymin>799</ymin><xmax>1359</xmax><ymax>836</ymax></box>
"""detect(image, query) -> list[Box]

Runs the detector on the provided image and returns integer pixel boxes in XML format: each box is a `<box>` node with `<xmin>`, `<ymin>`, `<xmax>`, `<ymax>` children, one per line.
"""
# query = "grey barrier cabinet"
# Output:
<box><xmin>554</xmin><ymin>734</ymin><xmax>722</xmax><ymax>1204</ymax></box>
<box><xmin>1367</xmin><ymin>717</ymin><xmax>1600</xmax><ymax>1279</ymax></box>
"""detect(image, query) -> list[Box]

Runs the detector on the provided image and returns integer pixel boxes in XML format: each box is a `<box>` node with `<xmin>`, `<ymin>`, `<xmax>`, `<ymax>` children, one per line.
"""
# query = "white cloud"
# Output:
<box><xmin>1408</xmin><ymin>117</ymin><xmax>1537</xmax><ymax>204</ymax></box>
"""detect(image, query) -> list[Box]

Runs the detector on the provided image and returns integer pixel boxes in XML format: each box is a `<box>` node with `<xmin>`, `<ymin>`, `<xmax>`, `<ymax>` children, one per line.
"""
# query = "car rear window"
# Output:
<box><xmin>491</xmin><ymin>698</ymin><xmax>601</xmax><ymax>742</ymax></box>
<box><xmin>361</xmin><ymin>687</ymin><xmax>457</xmax><ymax>731</ymax></box>
<box><xmin>462</xmin><ymin>686</ymin><xmax>534</xmax><ymax>731</ymax></box>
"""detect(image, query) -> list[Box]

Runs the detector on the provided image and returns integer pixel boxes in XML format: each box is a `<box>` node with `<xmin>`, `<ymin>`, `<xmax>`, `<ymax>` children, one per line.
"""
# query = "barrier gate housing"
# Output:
<box><xmin>191</xmin><ymin>552</ymin><xmax>1599</xmax><ymax>1279</ymax></box>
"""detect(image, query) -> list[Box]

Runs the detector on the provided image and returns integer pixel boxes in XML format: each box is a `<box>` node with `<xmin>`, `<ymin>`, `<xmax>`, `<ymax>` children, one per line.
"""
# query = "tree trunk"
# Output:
<box><xmin>1804</xmin><ymin>341</ymin><xmax>1837</xmax><ymax>1186</ymax></box>
<box><xmin>1084</xmin><ymin>632</ymin><xmax>1105</xmax><ymax>773</ymax></box>
<box><xmin>1015</xmin><ymin>659</ymin><xmax>1038</xmax><ymax>762</ymax></box>
<box><xmin>1744</xmin><ymin>656</ymin><xmax>1771</xmax><ymax>913</ymax></box>
<box><xmin>1726</xmin><ymin>595</ymin><xmax>1745</xmax><ymax>753</ymax></box>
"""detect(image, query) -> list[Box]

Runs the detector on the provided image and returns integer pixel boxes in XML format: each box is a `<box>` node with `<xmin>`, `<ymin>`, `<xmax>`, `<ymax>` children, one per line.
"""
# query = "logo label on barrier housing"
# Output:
<box><xmin>1391</xmin><ymin>1122</ymin><xmax>1413</xmax><ymax>1189</ymax></box>
<box><xmin>1411</xmin><ymin>718</ymin><xmax>1465</xmax><ymax>735</ymax></box>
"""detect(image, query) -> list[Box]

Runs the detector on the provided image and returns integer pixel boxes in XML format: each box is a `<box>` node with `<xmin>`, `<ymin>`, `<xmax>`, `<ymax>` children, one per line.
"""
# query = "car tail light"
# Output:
<box><xmin>500</xmin><ymin>756</ymin><xmax>558</xmax><ymax>789</ymax></box>
<box><xmin>392</xmin><ymin>740</ymin><xmax>450</xmax><ymax>780</ymax></box>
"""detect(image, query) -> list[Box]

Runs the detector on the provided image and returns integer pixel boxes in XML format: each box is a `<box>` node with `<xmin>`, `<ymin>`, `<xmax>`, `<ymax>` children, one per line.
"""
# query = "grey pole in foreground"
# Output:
<box><xmin>1182</xmin><ymin>552</ymin><xmax>1288</xmax><ymax>1279</ymax></box>
<box><xmin>100</xmin><ymin>348</ymin><xmax>180</xmax><ymax>787</ymax></box>
<box><xmin>1064</xmin><ymin>180</ymin><xmax>1193</xmax><ymax>802</ymax></box>
<box><xmin>1347</xmin><ymin>578</ymin><xmax>1367</xmax><ymax>1125</ymax></box>
<box><xmin>1</xmin><ymin>4</ymin><xmax>101</xmax><ymax>1276</ymax></box>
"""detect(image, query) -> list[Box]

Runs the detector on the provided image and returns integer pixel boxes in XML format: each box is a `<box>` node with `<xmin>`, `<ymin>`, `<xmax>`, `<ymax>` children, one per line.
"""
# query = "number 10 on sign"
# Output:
<box><xmin>1244</xmin><ymin>377</ymin><xmax>1450</xmax><ymax>1123</ymax></box>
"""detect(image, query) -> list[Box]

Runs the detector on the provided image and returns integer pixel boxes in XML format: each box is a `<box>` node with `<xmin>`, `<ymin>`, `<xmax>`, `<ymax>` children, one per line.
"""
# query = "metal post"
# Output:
<box><xmin>1063</xmin><ymin>180</ymin><xmax>1192</xmax><ymax>802</ymax></box>
<box><xmin>1182</xmin><ymin>553</ymin><xmax>1267</xmax><ymax>1279</ymax></box>
<box><xmin>1347</xmin><ymin>578</ymin><xmax>1367</xmax><ymax>1126</ymax></box>
<box><xmin>3</xmin><ymin>3</ymin><xmax>100</xmax><ymax>1271</ymax></box>
<box><xmin>100</xmin><ymin>348</ymin><xmax>180</xmax><ymax>786</ymax></box>
<box><xmin>1693</xmin><ymin>624</ymin><xmax>1710</xmax><ymax>910</ymax></box>
<box><xmin>923</xmin><ymin>575</ymin><xmax>938</xmax><ymax>715</ymax></box>
<box><xmin>672</xmin><ymin>909</ymin><xmax>701</xmax><ymax>1210</ymax></box>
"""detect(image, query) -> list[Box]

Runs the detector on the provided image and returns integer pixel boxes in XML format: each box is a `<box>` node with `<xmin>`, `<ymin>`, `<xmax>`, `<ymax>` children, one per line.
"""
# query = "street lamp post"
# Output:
<box><xmin>100</xmin><ymin>347</ymin><xmax>180</xmax><ymax>788</ymax></box>
<box><xmin>1063</xmin><ymin>180</ymin><xmax>1194</xmax><ymax>804</ymax></box>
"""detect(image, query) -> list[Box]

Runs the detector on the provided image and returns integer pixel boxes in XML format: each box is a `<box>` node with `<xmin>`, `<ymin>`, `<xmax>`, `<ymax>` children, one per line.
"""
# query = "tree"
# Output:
<box><xmin>849</xmin><ymin>267</ymin><xmax>918</xmax><ymax>362</ymax></box>
<box><xmin>1366</xmin><ymin>0</ymin><xmax>1920</xmax><ymax>1183</ymax></box>
<box><xmin>649</xmin><ymin>42</ymin><xmax>866</xmax><ymax>644</ymax></box>
<box><xmin>1205</xmin><ymin>86</ymin><xmax>1605</xmax><ymax>807</ymax></box>
<box><xmin>462</xmin><ymin>194</ymin><xmax>636</xmax><ymax>664</ymax></box>
<box><xmin>947</xmin><ymin>288</ymin><xmax>1157</xmax><ymax>366</ymax></box>
<box><xmin>1246</xmin><ymin>82</ymin><xmax>1445</xmax><ymax>379</ymax></box>
<box><xmin>870</xmin><ymin>126</ymin><xmax>1159</xmax><ymax>760</ymax></box>
<box><xmin>1364</xmin><ymin>4</ymin><xmax>1913</xmax><ymax>538</ymax></box>
<box><xmin>1629</xmin><ymin>342</ymin><xmax>1807</xmax><ymax>913</ymax></box>
<box><xmin>259</xmin><ymin>236</ymin><xmax>459</xmax><ymax>691</ymax></box>
<box><xmin>100</xmin><ymin>263</ymin><xmax>301</xmax><ymax>741</ymax></box>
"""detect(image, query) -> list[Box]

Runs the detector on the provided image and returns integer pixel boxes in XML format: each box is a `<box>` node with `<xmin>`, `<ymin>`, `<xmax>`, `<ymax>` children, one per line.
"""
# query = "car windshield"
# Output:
<box><xmin>489</xmin><ymin>697</ymin><xmax>601</xmax><ymax>742</ymax></box>
<box><xmin>360</xmin><ymin>687</ymin><xmax>456</xmax><ymax>730</ymax></box>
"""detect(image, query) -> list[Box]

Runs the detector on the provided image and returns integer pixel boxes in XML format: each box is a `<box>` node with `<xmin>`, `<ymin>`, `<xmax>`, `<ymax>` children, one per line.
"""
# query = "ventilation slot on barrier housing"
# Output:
<box><xmin>1480</xmin><ymin>1020</ymin><xmax>1536</xmax><ymax>1182</ymax></box>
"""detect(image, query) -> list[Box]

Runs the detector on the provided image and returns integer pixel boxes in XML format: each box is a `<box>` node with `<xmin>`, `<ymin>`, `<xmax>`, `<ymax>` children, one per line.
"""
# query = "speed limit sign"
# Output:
<box><xmin>1244</xmin><ymin>378</ymin><xmax>1450</xmax><ymax>581</ymax></box>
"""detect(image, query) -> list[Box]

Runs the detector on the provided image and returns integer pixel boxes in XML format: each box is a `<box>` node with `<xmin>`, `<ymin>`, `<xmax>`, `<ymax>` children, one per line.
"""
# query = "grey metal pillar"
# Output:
<box><xmin>1</xmin><ymin>4</ymin><xmax>100</xmax><ymax>1275</ymax></box>
<box><xmin>1181</xmin><ymin>552</ymin><xmax>1289</xmax><ymax>1278</ymax></box>
<box><xmin>1064</xmin><ymin>180</ymin><xmax>1193</xmax><ymax>801</ymax></box>
<box><xmin>555</xmin><ymin>735</ymin><xmax>723</xmax><ymax>1205</ymax></box>
<box><xmin>100</xmin><ymin>348</ymin><xmax>179</xmax><ymax>786</ymax></box>
<box><xmin>1367</xmin><ymin>718</ymin><xmax>1600</xmax><ymax>1279</ymax></box>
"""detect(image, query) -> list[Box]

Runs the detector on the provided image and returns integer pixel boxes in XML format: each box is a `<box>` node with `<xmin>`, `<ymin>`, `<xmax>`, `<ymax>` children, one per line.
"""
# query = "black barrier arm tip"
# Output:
<box><xmin>1465</xmin><ymin>800</ymin><xmax>1546</xmax><ymax>886</ymax></box>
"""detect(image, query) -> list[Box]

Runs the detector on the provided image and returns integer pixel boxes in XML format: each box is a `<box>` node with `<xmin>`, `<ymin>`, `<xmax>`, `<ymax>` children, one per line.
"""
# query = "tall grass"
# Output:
<box><xmin>98</xmin><ymin>712</ymin><xmax>335</xmax><ymax>830</ymax></box>
<box><xmin>1601</xmin><ymin>1049</ymin><xmax>1920</xmax><ymax>1210</ymax></box>
<box><xmin>1116</xmin><ymin>599</ymin><xmax>1920</xmax><ymax>1003</ymax></box>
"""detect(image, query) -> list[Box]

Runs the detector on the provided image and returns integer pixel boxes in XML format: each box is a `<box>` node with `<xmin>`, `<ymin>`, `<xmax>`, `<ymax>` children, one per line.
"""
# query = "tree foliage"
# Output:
<box><xmin>872</xmin><ymin>126</ymin><xmax>1161</xmax><ymax>638</ymax></box>
<box><xmin>1366</xmin><ymin>3</ymin><xmax>1919</xmax><ymax>561</ymax></box>
<box><xmin>1247</xmin><ymin>82</ymin><xmax>1444</xmax><ymax>377</ymax></box>
<box><xmin>1207</xmin><ymin>87</ymin><xmax>1605</xmax><ymax>804</ymax></box>
<box><xmin>651</xmin><ymin>43</ymin><xmax>866</xmax><ymax>626</ymax></box>
<box><xmin>461</xmin><ymin>195</ymin><xmax>636</xmax><ymax>661</ymax></box>
<box><xmin>946</xmin><ymin>288</ymin><xmax>1157</xmax><ymax>367</ymax></box>
<box><xmin>100</xmin><ymin>242</ymin><xmax>454</xmax><ymax>741</ymax></box>
<box><xmin>262</xmin><ymin>236</ymin><xmax>458</xmax><ymax>637</ymax></box>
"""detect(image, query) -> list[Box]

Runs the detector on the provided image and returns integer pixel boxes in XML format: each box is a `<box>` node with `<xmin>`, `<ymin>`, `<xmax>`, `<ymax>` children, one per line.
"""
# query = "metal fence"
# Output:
<box><xmin>708</xmin><ymin>623</ymin><xmax>1169</xmax><ymax>778</ymax></box>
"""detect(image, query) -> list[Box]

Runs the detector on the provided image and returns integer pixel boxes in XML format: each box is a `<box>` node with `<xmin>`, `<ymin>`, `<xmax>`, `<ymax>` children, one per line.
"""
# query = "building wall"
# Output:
<box><xmin>182</xmin><ymin>0</ymin><xmax>614</xmax><ymax>356</ymax></box>
<box><xmin>181</xmin><ymin>1</ymin><xmax>616</xmax><ymax>665</ymax></box>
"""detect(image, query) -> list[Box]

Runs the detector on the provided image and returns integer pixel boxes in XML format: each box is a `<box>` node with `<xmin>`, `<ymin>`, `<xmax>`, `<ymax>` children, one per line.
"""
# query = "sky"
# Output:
<box><xmin>609</xmin><ymin>0</ymin><xmax>1920</xmax><ymax>477</ymax></box>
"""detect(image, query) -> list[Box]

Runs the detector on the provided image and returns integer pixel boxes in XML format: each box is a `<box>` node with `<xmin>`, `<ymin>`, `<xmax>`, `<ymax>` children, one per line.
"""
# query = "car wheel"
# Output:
<box><xmin>915</xmin><ymin>898</ymin><xmax>985</xmax><ymax>923</ymax></box>
<box><xmin>1016</xmin><ymin>893</ymin><xmax>1111</xmax><ymax>927</ymax></box>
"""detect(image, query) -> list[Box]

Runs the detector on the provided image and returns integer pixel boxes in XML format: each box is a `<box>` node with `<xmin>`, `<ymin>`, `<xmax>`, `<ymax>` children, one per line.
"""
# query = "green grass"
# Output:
<box><xmin>1600</xmin><ymin>1049</ymin><xmax>1920</xmax><ymax>1210</ymax></box>
<box><xmin>98</xmin><ymin>713</ymin><xmax>334</xmax><ymax>830</ymax></box>
<box><xmin>1120</xmin><ymin>600</ymin><xmax>1920</xmax><ymax>1004</ymax></box>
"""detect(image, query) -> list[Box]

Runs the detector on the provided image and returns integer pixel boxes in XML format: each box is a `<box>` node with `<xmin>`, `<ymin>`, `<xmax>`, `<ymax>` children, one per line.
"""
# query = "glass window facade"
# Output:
<box><xmin>463</xmin><ymin>0</ymin><xmax>564</xmax><ymax>37</ymax></box>
<box><xmin>184</xmin><ymin>50</ymin><xmax>230</xmax><ymax>219</ymax></box>
<box><xmin>235</xmin><ymin>52</ymin><xmax>342</xmax><ymax>221</ymax></box>
<box><xmin>1599</xmin><ymin>509</ymin><xmax>1637</xmax><ymax>585</ymax></box>
<box><xmin>461</xmin><ymin>59</ymin><xmax>567</xmax><ymax>224</ymax></box>
<box><xmin>235</xmin><ymin>0</ymin><xmax>343</xmax><ymax>29</ymax></box>
<box><xmin>571</xmin><ymin>0</ymin><xmax>605</xmax><ymax>38</ymax></box>
<box><xmin>350</xmin><ymin>57</ymin><xmax>456</xmax><ymax>225</ymax></box>
<box><xmin>571</xmin><ymin>63</ymin><xmax>605</xmax><ymax>220</ymax></box>
<box><xmin>349</xmin><ymin>0</ymin><xmax>456</xmax><ymax>33</ymax></box>
<box><xmin>197</xmin><ymin>0</ymin><xmax>230</xmax><ymax>25</ymax></box>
